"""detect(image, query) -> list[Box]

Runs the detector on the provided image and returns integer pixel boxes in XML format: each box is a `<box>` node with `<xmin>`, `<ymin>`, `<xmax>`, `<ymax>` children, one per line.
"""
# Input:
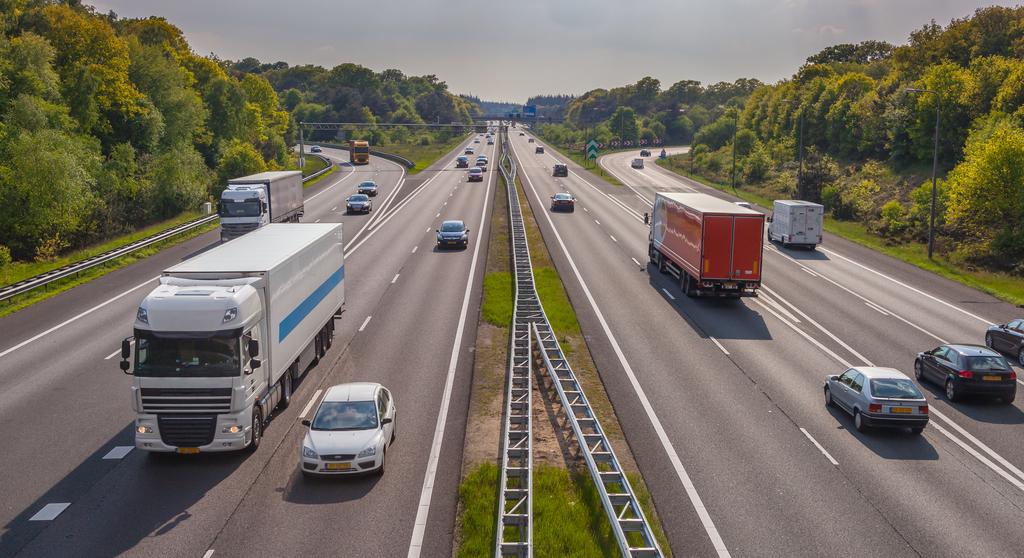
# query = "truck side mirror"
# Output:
<box><xmin>644</xmin><ymin>212</ymin><xmax>650</xmax><ymax>225</ymax></box>
<box><xmin>121</xmin><ymin>337</ymin><xmax>132</xmax><ymax>359</ymax></box>
<box><xmin>120</xmin><ymin>360</ymin><xmax>131</xmax><ymax>374</ymax></box>
<box><xmin>248</xmin><ymin>338</ymin><xmax>260</xmax><ymax>357</ymax></box>
<box><xmin>766</xmin><ymin>215</ymin><xmax>773</xmax><ymax>223</ymax></box>
<box><xmin>248</xmin><ymin>358</ymin><xmax>261</xmax><ymax>372</ymax></box>
<box><xmin>262</xmin><ymin>202</ymin><xmax>268</xmax><ymax>213</ymax></box>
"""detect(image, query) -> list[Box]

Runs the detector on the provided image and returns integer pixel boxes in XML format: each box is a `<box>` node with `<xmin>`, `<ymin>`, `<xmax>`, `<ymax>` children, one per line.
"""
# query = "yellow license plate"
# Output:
<box><xmin>177</xmin><ymin>447</ymin><xmax>200</xmax><ymax>454</ymax></box>
<box><xmin>983</xmin><ymin>375</ymin><xmax>1002</xmax><ymax>381</ymax></box>
<box><xmin>890</xmin><ymin>407</ymin><xmax>912</xmax><ymax>414</ymax></box>
<box><xmin>325</xmin><ymin>462</ymin><xmax>351</xmax><ymax>470</ymax></box>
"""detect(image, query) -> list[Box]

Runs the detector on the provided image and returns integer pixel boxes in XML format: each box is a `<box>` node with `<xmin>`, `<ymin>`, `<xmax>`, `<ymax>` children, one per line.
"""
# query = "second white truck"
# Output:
<box><xmin>120</xmin><ymin>223</ymin><xmax>344</xmax><ymax>453</ymax></box>
<box><xmin>767</xmin><ymin>199</ymin><xmax>824</xmax><ymax>249</ymax></box>
<box><xmin>219</xmin><ymin>171</ymin><xmax>304</xmax><ymax>242</ymax></box>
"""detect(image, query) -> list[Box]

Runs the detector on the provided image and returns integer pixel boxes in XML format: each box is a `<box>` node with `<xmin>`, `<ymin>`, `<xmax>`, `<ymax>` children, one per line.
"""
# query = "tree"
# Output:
<box><xmin>607</xmin><ymin>106</ymin><xmax>638</xmax><ymax>141</ymax></box>
<box><xmin>216</xmin><ymin>139</ymin><xmax>266</xmax><ymax>186</ymax></box>
<box><xmin>150</xmin><ymin>143</ymin><xmax>210</xmax><ymax>217</ymax></box>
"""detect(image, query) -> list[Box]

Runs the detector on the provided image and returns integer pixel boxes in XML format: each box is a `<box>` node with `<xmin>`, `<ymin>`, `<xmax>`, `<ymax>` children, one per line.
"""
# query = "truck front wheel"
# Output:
<box><xmin>682</xmin><ymin>274</ymin><xmax>697</xmax><ymax>297</ymax></box>
<box><xmin>247</xmin><ymin>406</ymin><xmax>263</xmax><ymax>452</ymax></box>
<box><xmin>279</xmin><ymin>372</ymin><xmax>293</xmax><ymax>409</ymax></box>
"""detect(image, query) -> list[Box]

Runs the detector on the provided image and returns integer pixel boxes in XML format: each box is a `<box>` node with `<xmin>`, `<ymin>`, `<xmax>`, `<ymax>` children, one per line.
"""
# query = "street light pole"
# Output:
<box><xmin>730</xmin><ymin>109</ymin><xmax>738</xmax><ymax>192</ymax></box>
<box><xmin>783</xmin><ymin>99</ymin><xmax>805</xmax><ymax>198</ymax></box>
<box><xmin>905</xmin><ymin>88</ymin><xmax>941</xmax><ymax>259</ymax></box>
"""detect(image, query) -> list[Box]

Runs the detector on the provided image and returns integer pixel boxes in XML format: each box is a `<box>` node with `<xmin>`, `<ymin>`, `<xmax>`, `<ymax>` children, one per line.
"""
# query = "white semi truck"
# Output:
<box><xmin>119</xmin><ymin>223</ymin><xmax>344</xmax><ymax>453</ymax></box>
<box><xmin>219</xmin><ymin>171</ymin><xmax>304</xmax><ymax>242</ymax></box>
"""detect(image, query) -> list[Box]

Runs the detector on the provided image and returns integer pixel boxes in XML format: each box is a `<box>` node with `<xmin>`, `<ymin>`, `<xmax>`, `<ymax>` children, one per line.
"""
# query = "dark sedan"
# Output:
<box><xmin>986</xmin><ymin>319</ymin><xmax>1024</xmax><ymax>366</ymax></box>
<box><xmin>357</xmin><ymin>180</ymin><xmax>379</xmax><ymax>196</ymax></box>
<box><xmin>915</xmin><ymin>344</ymin><xmax>1016</xmax><ymax>403</ymax></box>
<box><xmin>550</xmin><ymin>192</ymin><xmax>576</xmax><ymax>212</ymax></box>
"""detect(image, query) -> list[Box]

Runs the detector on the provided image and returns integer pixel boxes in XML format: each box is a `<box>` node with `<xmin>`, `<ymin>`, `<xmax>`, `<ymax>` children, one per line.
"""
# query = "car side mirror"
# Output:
<box><xmin>828</xmin><ymin>375</ymin><xmax>839</xmax><ymax>381</ymax></box>
<box><xmin>248</xmin><ymin>338</ymin><xmax>259</xmax><ymax>357</ymax></box>
<box><xmin>381</xmin><ymin>417</ymin><xmax>393</xmax><ymax>425</ymax></box>
<box><xmin>301</xmin><ymin>419</ymin><xmax>311</xmax><ymax>427</ymax></box>
<box><xmin>248</xmin><ymin>358</ymin><xmax>260</xmax><ymax>372</ymax></box>
<box><xmin>465</xmin><ymin>228</ymin><xmax>470</xmax><ymax>233</ymax></box>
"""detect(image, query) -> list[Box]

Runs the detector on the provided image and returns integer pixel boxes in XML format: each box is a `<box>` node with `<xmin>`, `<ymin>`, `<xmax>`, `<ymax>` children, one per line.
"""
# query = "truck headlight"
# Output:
<box><xmin>357</xmin><ymin>446</ymin><xmax>376</xmax><ymax>458</ymax></box>
<box><xmin>302</xmin><ymin>446</ymin><xmax>318</xmax><ymax>459</ymax></box>
<box><xmin>222</xmin><ymin>424</ymin><xmax>243</xmax><ymax>434</ymax></box>
<box><xmin>136</xmin><ymin>425</ymin><xmax>153</xmax><ymax>434</ymax></box>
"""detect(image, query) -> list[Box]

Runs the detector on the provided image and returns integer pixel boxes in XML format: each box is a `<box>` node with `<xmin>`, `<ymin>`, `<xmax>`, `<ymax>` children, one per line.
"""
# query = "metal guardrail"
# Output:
<box><xmin>502</xmin><ymin>128</ymin><xmax>664</xmax><ymax>558</ymax></box>
<box><xmin>303</xmin><ymin>153</ymin><xmax>335</xmax><ymax>181</ymax></box>
<box><xmin>496</xmin><ymin>130</ymin><xmax>533</xmax><ymax>557</ymax></box>
<box><xmin>1</xmin><ymin>158</ymin><xmax>335</xmax><ymax>304</ymax></box>
<box><xmin>315</xmin><ymin>143</ymin><xmax>415</xmax><ymax>169</ymax></box>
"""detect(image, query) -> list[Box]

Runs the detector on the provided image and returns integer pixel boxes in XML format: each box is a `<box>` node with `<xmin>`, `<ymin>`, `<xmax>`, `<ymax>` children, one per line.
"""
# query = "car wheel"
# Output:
<box><xmin>376</xmin><ymin>448</ymin><xmax>386</xmax><ymax>476</ymax></box>
<box><xmin>911</xmin><ymin>426</ymin><xmax>925</xmax><ymax>435</ymax></box>
<box><xmin>914</xmin><ymin>360</ymin><xmax>925</xmax><ymax>382</ymax></box>
<box><xmin>247</xmin><ymin>406</ymin><xmax>263</xmax><ymax>452</ymax></box>
<box><xmin>945</xmin><ymin>379</ymin><xmax>959</xmax><ymax>402</ymax></box>
<box><xmin>1018</xmin><ymin>348</ymin><xmax>1024</xmax><ymax>367</ymax></box>
<box><xmin>390</xmin><ymin>420</ymin><xmax>396</xmax><ymax>444</ymax></box>
<box><xmin>824</xmin><ymin>387</ymin><xmax>834</xmax><ymax>407</ymax></box>
<box><xmin>1003</xmin><ymin>392</ymin><xmax>1016</xmax><ymax>405</ymax></box>
<box><xmin>279</xmin><ymin>371</ymin><xmax>293</xmax><ymax>409</ymax></box>
<box><xmin>854</xmin><ymin>410</ymin><xmax>868</xmax><ymax>433</ymax></box>
<box><xmin>985</xmin><ymin>333</ymin><xmax>994</xmax><ymax>349</ymax></box>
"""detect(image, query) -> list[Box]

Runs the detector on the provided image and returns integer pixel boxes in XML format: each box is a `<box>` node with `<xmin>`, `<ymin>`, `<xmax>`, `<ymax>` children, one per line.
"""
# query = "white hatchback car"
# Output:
<box><xmin>300</xmin><ymin>382</ymin><xmax>396</xmax><ymax>477</ymax></box>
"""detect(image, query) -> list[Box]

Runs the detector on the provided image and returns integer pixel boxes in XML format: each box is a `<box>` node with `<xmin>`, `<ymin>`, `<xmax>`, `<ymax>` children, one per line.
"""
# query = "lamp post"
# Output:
<box><xmin>730</xmin><ymin>108</ymin><xmax>739</xmax><ymax>193</ymax></box>
<box><xmin>905</xmin><ymin>88</ymin><xmax>941</xmax><ymax>260</ymax></box>
<box><xmin>782</xmin><ymin>99</ymin><xmax>805</xmax><ymax>198</ymax></box>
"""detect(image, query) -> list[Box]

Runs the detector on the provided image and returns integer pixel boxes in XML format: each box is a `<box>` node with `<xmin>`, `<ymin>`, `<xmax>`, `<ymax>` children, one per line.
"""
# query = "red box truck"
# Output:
<box><xmin>648</xmin><ymin>192</ymin><xmax>764</xmax><ymax>298</ymax></box>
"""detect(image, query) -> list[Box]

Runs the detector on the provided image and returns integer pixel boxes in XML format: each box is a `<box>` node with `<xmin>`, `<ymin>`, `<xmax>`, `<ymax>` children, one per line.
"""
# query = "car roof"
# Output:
<box><xmin>359</xmin><ymin>180</ymin><xmax>377</xmax><ymax>185</ymax></box>
<box><xmin>849</xmin><ymin>366</ymin><xmax>911</xmax><ymax>380</ymax></box>
<box><xmin>554</xmin><ymin>192</ymin><xmax>572</xmax><ymax>197</ymax></box>
<box><xmin>442</xmin><ymin>219</ymin><xmax>465</xmax><ymax>227</ymax></box>
<box><xmin>946</xmin><ymin>344</ymin><xmax>1000</xmax><ymax>357</ymax></box>
<box><xmin>323</xmin><ymin>382</ymin><xmax>380</xmax><ymax>402</ymax></box>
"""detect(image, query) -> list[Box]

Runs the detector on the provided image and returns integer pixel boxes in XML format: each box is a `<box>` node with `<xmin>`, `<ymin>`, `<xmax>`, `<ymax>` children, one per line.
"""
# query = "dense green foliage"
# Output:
<box><xmin>681</xmin><ymin>6</ymin><xmax>1024</xmax><ymax>272</ymax></box>
<box><xmin>0</xmin><ymin>2</ymin><xmax>289</xmax><ymax>263</ymax></box>
<box><xmin>535</xmin><ymin>76</ymin><xmax>762</xmax><ymax>148</ymax></box>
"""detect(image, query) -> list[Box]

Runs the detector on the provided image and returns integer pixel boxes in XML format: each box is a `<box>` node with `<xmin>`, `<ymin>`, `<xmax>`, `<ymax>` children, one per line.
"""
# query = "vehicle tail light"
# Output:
<box><xmin>919</xmin><ymin>405</ymin><xmax>929</xmax><ymax>414</ymax></box>
<box><xmin>958</xmin><ymin>370</ymin><xmax>974</xmax><ymax>379</ymax></box>
<box><xmin>868</xmin><ymin>404</ymin><xmax>882</xmax><ymax>413</ymax></box>
<box><xmin>1010</xmin><ymin>371</ymin><xmax>1017</xmax><ymax>381</ymax></box>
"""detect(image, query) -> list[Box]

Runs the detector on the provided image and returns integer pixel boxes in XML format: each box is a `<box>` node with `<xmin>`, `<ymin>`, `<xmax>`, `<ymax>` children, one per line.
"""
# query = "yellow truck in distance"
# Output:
<box><xmin>349</xmin><ymin>140</ymin><xmax>370</xmax><ymax>165</ymax></box>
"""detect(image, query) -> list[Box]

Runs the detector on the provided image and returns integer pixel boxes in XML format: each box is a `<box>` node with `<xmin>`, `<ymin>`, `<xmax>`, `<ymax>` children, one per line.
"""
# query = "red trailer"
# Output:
<box><xmin>648</xmin><ymin>192</ymin><xmax>764</xmax><ymax>297</ymax></box>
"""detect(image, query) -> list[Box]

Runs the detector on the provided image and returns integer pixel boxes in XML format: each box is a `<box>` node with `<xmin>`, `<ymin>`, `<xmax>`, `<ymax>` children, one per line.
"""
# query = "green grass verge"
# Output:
<box><xmin>655</xmin><ymin>158</ymin><xmax>1024</xmax><ymax>307</ymax></box>
<box><xmin>482</xmin><ymin>272</ymin><xmax>513</xmax><ymax>326</ymax></box>
<box><xmin>456</xmin><ymin>463</ymin><xmax>500</xmax><ymax>558</ymax></box>
<box><xmin>300</xmin><ymin>154</ymin><xmax>329</xmax><ymax>176</ymax></box>
<box><xmin>383</xmin><ymin>135</ymin><xmax>470</xmax><ymax>174</ymax></box>
<box><xmin>302</xmin><ymin>161</ymin><xmax>337</xmax><ymax>188</ymax></box>
<box><xmin>0</xmin><ymin>219</ymin><xmax>219</xmax><ymax>318</ymax></box>
<box><xmin>533</xmin><ymin>267</ymin><xmax>580</xmax><ymax>335</ymax></box>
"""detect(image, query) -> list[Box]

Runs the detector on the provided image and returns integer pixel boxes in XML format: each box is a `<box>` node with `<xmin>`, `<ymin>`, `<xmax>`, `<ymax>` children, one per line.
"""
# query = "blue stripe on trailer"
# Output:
<box><xmin>279</xmin><ymin>265</ymin><xmax>344</xmax><ymax>342</ymax></box>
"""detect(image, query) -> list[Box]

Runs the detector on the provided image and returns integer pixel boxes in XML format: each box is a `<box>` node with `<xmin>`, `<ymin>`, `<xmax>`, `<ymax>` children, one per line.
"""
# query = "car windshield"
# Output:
<box><xmin>359</xmin><ymin>181</ymin><xmax>376</xmax><ymax>188</ymax></box>
<box><xmin>966</xmin><ymin>356</ymin><xmax>1009</xmax><ymax>371</ymax></box>
<box><xmin>220</xmin><ymin>200</ymin><xmax>261</xmax><ymax>217</ymax></box>
<box><xmin>870</xmin><ymin>378</ymin><xmax>923</xmax><ymax>399</ymax></box>
<box><xmin>350</xmin><ymin>194</ymin><xmax>369</xmax><ymax>202</ymax></box>
<box><xmin>135</xmin><ymin>332</ymin><xmax>240</xmax><ymax>377</ymax></box>
<box><xmin>312</xmin><ymin>401</ymin><xmax>378</xmax><ymax>431</ymax></box>
<box><xmin>441</xmin><ymin>222</ymin><xmax>465</xmax><ymax>232</ymax></box>
<box><xmin>554</xmin><ymin>193</ymin><xmax>571</xmax><ymax>200</ymax></box>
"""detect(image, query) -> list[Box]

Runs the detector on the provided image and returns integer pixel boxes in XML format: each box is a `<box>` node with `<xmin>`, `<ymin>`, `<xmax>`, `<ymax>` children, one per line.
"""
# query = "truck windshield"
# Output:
<box><xmin>135</xmin><ymin>333</ymin><xmax>241</xmax><ymax>377</ymax></box>
<box><xmin>353</xmin><ymin>146</ymin><xmax>370</xmax><ymax>154</ymax></box>
<box><xmin>220</xmin><ymin>200</ymin><xmax>261</xmax><ymax>217</ymax></box>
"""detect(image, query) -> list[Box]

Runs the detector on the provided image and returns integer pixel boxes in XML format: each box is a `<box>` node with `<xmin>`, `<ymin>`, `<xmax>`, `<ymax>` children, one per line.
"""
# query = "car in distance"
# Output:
<box><xmin>474</xmin><ymin>138</ymin><xmax>480</xmax><ymax>143</ymax></box>
<box><xmin>986</xmin><ymin>319</ymin><xmax>1024</xmax><ymax>366</ymax></box>
<box><xmin>465</xmin><ymin>146</ymin><xmax>475</xmax><ymax>155</ymax></box>
<box><xmin>310</xmin><ymin>145</ymin><xmax>322</xmax><ymax>153</ymax></box>
<box><xmin>825</xmin><ymin>367</ymin><xmax>929</xmax><ymax>434</ymax></box>
<box><xmin>535</xmin><ymin>146</ymin><xmax>545</xmax><ymax>154</ymax></box>
<box><xmin>468</xmin><ymin>167</ymin><xmax>484</xmax><ymax>182</ymax></box>
<box><xmin>346</xmin><ymin>193</ymin><xmax>372</xmax><ymax>214</ymax></box>
<box><xmin>437</xmin><ymin>220</ymin><xmax>470</xmax><ymax>248</ymax></box>
<box><xmin>520</xmin><ymin>132</ymin><xmax>526</xmax><ymax>136</ymax></box>
<box><xmin>357</xmin><ymin>180</ymin><xmax>378</xmax><ymax>196</ymax></box>
<box><xmin>456</xmin><ymin>155</ymin><xmax>469</xmax><ymax>168</ymax></box>
<box><xmin>631</xmin><ymin>158</ymin><xmax>645</xmax><ymax>169</ymax></box>
<box><xmin>640</xmin><ymin>149</ymin><xmax>651</xmax><ymax>157</ymax></box>
<box><xmin>475</xmin><ymin>155</ymin><xmax>489</xmax><ymax>170</ymax></box>
<box><xmin>300</xmin><ymin>382</ymin><xmax>395</xmax><ymax>477</ymax></box>
<box><xmin>487</xmin><ymin>137</ymin><xmax>495</xmax><ymax>145</ymax></box>
<box><xmin>915</xmin><ymin>344</ymin><xmax>1016</xmax><ymax>403</ymax></box>
<box><xmin>527</xmin><ymin>137</ymin><xmax>535</xmax><ymax>143</ymax></box>
<box><xmin>550</xmin><ymin>192</ymin><xmax>576</xmax><ymax>212</ymax></box>
<box><xmin>553</xmin><ymin>163</ymin><xmax>568</xmax><ymax>177</ymax></box>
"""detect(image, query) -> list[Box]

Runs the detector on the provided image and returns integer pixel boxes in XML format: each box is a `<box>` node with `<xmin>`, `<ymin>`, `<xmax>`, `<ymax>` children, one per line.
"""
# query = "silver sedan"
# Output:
<box><xmin>824</xmin><ymin>366</ymin><xmax>929</xmax><ymax>434</ymax></box>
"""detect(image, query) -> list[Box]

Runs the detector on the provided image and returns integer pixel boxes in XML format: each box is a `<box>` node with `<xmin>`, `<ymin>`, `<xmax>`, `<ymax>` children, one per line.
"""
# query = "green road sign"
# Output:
<box><xmin>586</xmin><ymin>139</ymin><xmax>599</xmax><ymax>160</ymax></box>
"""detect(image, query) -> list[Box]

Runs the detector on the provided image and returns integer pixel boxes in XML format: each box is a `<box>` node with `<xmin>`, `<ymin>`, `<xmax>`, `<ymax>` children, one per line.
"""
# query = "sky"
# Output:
<box><xmin>91</xmin><ymin>0</ymin><xmax>1015</xmax><ymax>102</ymax></box>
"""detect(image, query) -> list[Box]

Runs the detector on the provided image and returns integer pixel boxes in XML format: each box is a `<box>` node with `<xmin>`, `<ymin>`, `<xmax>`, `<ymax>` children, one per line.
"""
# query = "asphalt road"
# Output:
<box><xmin>0</xmin><ymin>133</ymin><xmax>495</xmax><ymax>558</ymax></box>
<box><xmin>511</xmin><ymin>133</ymin><xmax>1024</xmax><ymax>557</ymax></box>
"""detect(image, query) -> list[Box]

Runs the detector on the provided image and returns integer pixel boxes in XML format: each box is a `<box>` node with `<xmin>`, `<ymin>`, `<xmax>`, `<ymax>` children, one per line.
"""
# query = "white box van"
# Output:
<box><xmin>768</xmin><ymin>200</ymin><xmax>823</xmax><ymax>249</ymax></box>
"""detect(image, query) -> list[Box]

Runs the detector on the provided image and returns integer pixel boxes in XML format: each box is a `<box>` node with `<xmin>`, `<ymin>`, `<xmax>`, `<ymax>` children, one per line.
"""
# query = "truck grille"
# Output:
<box><xmin>158</xmin><ymin>414</ymin><xmax>216</xmax><ymax>447</ymax></box>
<box><xmin>141</xmin><ymin>387</ymin><xmax>232</xmax><ymax>413</ymax></box>
<box><xmin>221</xmin><ymin>222</ymin><xmax>258</xmax><ymax>235</ymax></box>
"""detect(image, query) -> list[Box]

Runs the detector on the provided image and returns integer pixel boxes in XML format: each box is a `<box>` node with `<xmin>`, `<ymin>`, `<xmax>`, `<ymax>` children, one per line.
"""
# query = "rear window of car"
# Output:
<box><xmin>966</xmin><ymin>356</ymin><xmax>1009</xmax><ymax>371</ymax></box>
<box><xmin>870</xmin><ymin>379</ymin><xmax>923</xmax><ymax>399</ymax></box>
<box><xmin>554</xmin><ymin>193</ymin><xmax>572</xmax><ymax>200</ymax></box>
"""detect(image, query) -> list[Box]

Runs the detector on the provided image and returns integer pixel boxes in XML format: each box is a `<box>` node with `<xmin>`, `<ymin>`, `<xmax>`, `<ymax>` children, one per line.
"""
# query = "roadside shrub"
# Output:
<box><xmin>0</xmin><ymin>245</ymin><xmax>11</xmax><ymax>283</ymax></box>
<box><xmin>880</xmin><ymin>200</ymin><xmax>908</xmax><ymax>236</ymax></box>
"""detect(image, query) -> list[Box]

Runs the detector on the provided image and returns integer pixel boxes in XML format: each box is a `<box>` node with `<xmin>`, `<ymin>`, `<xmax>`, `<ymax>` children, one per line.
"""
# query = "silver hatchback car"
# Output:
<box><xmin>824</xmin><ymin>367</ymin><xmax>929</xmax><ymax>434</ymax></box>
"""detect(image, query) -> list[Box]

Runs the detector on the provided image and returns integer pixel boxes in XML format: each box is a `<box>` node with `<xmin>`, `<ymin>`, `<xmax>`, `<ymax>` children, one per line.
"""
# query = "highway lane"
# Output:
<box><xmin>0</xmin><ymin>137</ymin><xmax>479</xmax><ymax>556</ymax></box>
<box><xmin>512</xmin><ymin>133</ymin><xmax>1024</xmax><ymax>556</ymax></box>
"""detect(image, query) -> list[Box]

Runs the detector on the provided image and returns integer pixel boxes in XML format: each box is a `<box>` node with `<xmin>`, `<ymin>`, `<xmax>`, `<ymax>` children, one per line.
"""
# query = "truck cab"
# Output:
<box><xmin>219</xmin><ymin>185</ymin><xmax>269</xmax><ymax>241</ymax></box>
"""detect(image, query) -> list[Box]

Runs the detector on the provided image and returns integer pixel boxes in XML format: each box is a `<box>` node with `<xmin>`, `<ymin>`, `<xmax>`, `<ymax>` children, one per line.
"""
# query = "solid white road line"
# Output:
<box><xmin>631</xmin><ymin>257</ymin><xmax>642</xmax><ymax>267</ymax></box>
<box><xmin>661</xmin><ymin>288</ymin><xmax>676</xmax><ymax>301</ymax></box>
<box><xmin>762</xmin><ymin>285</ymin><xmax>874</xmax><ymax>366</ymax></box>
<box><xmin>757</xmin><ymin>293</ymin><xmax>801</xmax><ymax>324</ymax></box>
<box><xmin>511</xmin><ymin>139</ymin><xmax>731</xmax><ymax>557</ymax></box>
<box><xmin>929</xmin><ymin>407</ymin><xmax>1024</xmax><ymax>484</ymax></box>
<box><xmin>203</xmin><ymin>550</ymin><xmax>215</xmax><ymax>558</ymax></box>
<box><xmin>29</xmin><ymin>503</ymin><xmax>70</xmax><ymax>521</ymax></box>
<box><xmin>299</xmin><ymin>389</ymin><xmax>323</xmax><ymax>419</ymax></box>
<box><xmin>391</xmin><ymin>274</ymin><xmax>400</xmax><ymax>284</ymax></box>
<box><xmin>864</xmin><ymin>301</ymin><xmax>890</xmax><ymax>316</ymax></box>
<box><xmin>314</xmin><ymin>219</ymin><xmax>321</xmax><ymax>223</ymax></box>
<box><xmin>800</xmin><ymin>428</ymin><xmax>839</xmax><ymax>466</ymax></box>
<box><xmin>930</xmin><ymin>422</ymin><xmax>1024</xmax><ymax>491</ymax></box>
<box><xmin>801</xmin><ymin>268</ymin><xmax>818</xmax><ymax>277</ymax></box>
<box><xmin>358</xmin><ymin>316</ymin><xmax>372</xmax><ymax>332</ymax></box>
<box><xmin>818</xmin><ymin>247</ymin><xmax>994</xmax><ymax>325</ymax></box>
<box><xmin>102</xmin><ymin>446</ymin><xmax>133</xmax><ymax>460</ymax></box>
<box><xmin>407</xmin><ymin>146</ymin><xmax>493</xmax><ymax>558</ymax></box>
<box><xmin>710</xmin><ymin>337</ymin><xmax>730</xmax><ymax>355</ymax></box>
<box><xmin>0</xmin><ymin>276</ymin><xmax>159</xmax><ymax>360</ymax></box>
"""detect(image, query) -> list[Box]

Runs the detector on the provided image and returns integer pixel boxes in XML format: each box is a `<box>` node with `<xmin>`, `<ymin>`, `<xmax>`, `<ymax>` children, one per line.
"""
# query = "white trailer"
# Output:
<box><xmin>767</xmin><ymin>200</ymin><xmax>824</xmax><ymax>249</ymax></box>
<box><xmin>219</xmin><ymin>171</ymin><xmax>304</xmax><ymax>241</ymax></box>
<box><xmin>121</xmin><ymin>223</ymin><xmax>344</xmax><ymax>453</ymax></box>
